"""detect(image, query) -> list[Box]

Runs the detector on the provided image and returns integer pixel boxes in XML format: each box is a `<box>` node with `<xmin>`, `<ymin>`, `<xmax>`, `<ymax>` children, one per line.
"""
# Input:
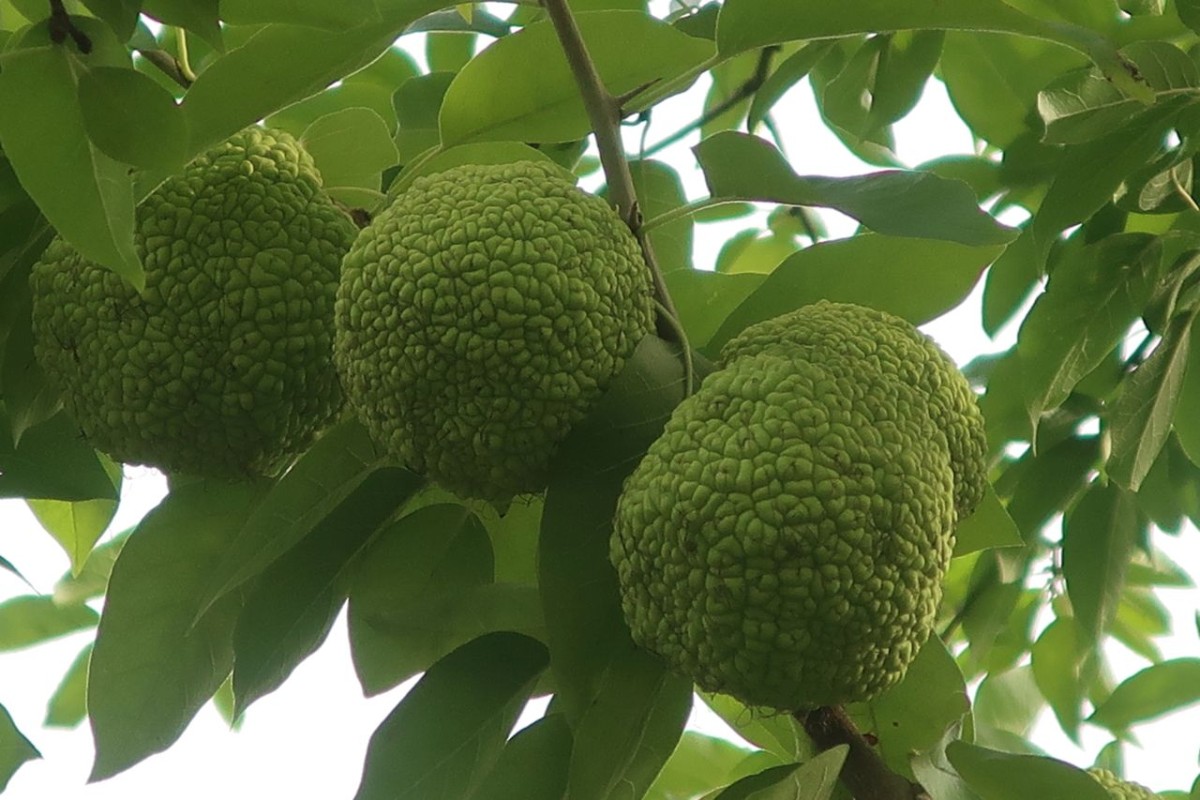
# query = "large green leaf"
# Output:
<box><xmin>1062</xmin><ymin>483</ymin><xmax>1139</xmax><ymax>643</ymax></box>
<box><xmin>220</xmin><ymin>0</ymin><xmax>382</xmax><ymax>28</ymax></box>
<box><xmin>953</xmin><ymin>486</ymin><xmax>1024</xmax><ymax>556</ymax></box>
<box><xmin>539</xmin><ymin>335</ymin><xmax>691</xmax><ymax>722</ymax></box>
<box><xmin>44</xmin><ymin>643</ymin><xmax>92</xmax><ymax>729</ymax></box>
<box><xmin>0</xmin><ymin>411</ymin><xmax>120</xmax><ymax>503</ymax></box>
<box><xmin>440</xmin><ymin>11</ymin><xmax>714</xmax><ymax>144</ymax></box>
<box><xmin>230</xmin><ymin>466</ymin><xmax>421</xmax><ymax>715</ymax></box>
<box><xmin>180</xmin><ymin>0</ymin><xmax>447</xmax><ymax>155</ymax></box>
<box><xmin>471</xmin><ymin>713</ymin><xmax>574</xmax><ymax>800</ymax></box>
<box><xmin>1089</xmin><ymin>658</ymin><xmax>1200</xmax><ymax>730</ymax></box>
<box><xmin>0</xmin><ymin>595</ymin><xmax>98</xmax><ymax>651</ymax></box>
<box><xmin>646</xmin><ymin>732</ymin><xmax>777</xmax><ymax>800</ymax></box>
<box><xmin>706</xmin><ymin>235</ymin><xmax>1003</xmax><ymax>353</ymax></box>
<box><xmin>566</xmin><ymin>646</ymin><xmax>693</xmax><ymax>800</ymax></box>
<box><xmin>0</xmin><ymin>704</ymin><xmax>39</xmax><ymax>792</ymax></box>
<box><xmin>300</xmin><ymin>106</ymin><xmax>398</xmax><ymax>190</ymax></box>
<box><xmin>353</xmin><ymin>632</ymin><xmax>549</xmax><ymax>800</ymax></box>
<box><xmin>713</xmin><ymin>748</ymin><xmax>846</xmax><ymax>800</ymax></box>
<box><xmin>78</xmin><ymin>65</ymin><xmax>189</xmax><ymax>172</ymax></box>
<box><xmin>26</xmin><ymin>456</ymin><xmax>122</xmax><ymax>575</ymax></box>
<box><xmin>947</xmin><ymin>743</ymin><xmax>1109</xmax><ymax>800</ymax></box>
<box><xmin>693</xmin><ymin>132</ymin><xmax>1015</xmax><ymax>247</ymax></box>
<box><xmin>88</xmin><ymin>480</ymin><xmax>265</xmax><ymax>781</ymax></box>
<box><xmin>0</xmin><ymin>25</ymin><xmax>141</xmax><ymax>286</ymax></box>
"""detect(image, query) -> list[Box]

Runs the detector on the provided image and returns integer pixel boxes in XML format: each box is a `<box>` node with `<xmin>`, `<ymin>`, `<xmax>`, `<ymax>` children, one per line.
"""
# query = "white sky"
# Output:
<box><xmin>2</xmin><ymin>13</ymin><xmax>1199</xmax><ymax>800</ymax></box>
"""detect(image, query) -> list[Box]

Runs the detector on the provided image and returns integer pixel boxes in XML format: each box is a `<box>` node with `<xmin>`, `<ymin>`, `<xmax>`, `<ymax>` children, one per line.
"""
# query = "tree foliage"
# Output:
<box><xmin>1</xmin><ymin>0</ymin><xmax>1199</xmax><ymax>798</ymax></box>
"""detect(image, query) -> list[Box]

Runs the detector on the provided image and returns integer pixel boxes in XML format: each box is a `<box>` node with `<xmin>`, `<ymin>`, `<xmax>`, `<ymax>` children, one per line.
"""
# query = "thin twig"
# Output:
<box><xmin>48</xmin><ymin>0</ymin><xmax>91</xmax><ymax>52</ymax></box>
<box><xmin>136</xmin><ymin>49</ymin><xmax>193</xmax><ymax>89</ymax></box>
<box><xmin>540</xmin><ymin>0</ymin><xmax>686</xmax><ymax>347</ymax></box>
<box><xmin>175</xmin><ymin>28</ymin><xmax>197</xmax><ymax>84</ymax></box>
<box><xmin>641</xmin><ymin>46</ymin><xmax>778</xmax><ymax>159</ymax></box>
<box><xmin>1171</xmin><ymin>167</ymin><xmax>1200</xmax><ymax>212</ymax></box>
<box><xmin>799</xmin><ymin>706</ymin><xmax>931</xmax><ymax>800</ymax></box>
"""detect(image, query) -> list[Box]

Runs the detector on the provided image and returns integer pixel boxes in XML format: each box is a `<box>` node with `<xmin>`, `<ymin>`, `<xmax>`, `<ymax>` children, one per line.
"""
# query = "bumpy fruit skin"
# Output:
<box><xmin>721</xmin><ymin>301</ymin><xmax>988</xmax><ymax>518</ymax></box>
<box><xmin>334</xmin><ymin>160</ymin><xmax>655</xmax><ymax>504</ymax></box>
<box><xmin>611</xmin><ymin>350</ymin><xmax>957</xmax><ymax>710</ymax></box>
<box><xmin>31</xmin><ymin>126</ymin><xmax>355</xmax><ymax>478</ymax></box>
<box><xmin>1088</xmin><ymin>768</ymin><xmax>1161</xmax><ymax>800</ymax></box>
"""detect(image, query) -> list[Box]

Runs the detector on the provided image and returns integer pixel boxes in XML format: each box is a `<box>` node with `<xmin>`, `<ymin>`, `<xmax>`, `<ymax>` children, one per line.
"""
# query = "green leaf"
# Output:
<box><xmin>1109</xmin><ymin>312</ymin><xmax>1197</xmax><ymax>491</ymax></box>
<box><xmin>440</xmin><ymin>11</ymin><xmax>714</xmax><ymax>144</ymax></box>
<box><xmin>1005</xmin><ymin>436</ymin><xmax>1101</xmax><ymax>540</ymax></box>
<box><xmin>941</xmin><ymin>31</ymin><xmax>1085</xmax><ymax>148</ymax></box>
<box><xmin>52</xmin><ymin>529</ymin><xmax>129</xmax><ymax>605</ymax></box>
<box><xmin>1030</xmin><ymin>617</ymin><xmax>1088</xmax><ymax>740</ymax></box>
<box><xmin>953</xmin><ymin>485</ymin><xmax>1024</xmax><ymax>556</ymax></box>
<box><xmin>231</xmin><ymin>465</ymin><xmax>420</xmax><ymax>715</ymax></box>
<box><xmin>540</xmin><ymin>335</ymin><xmax>691</xmax><ymax>722</ymax></box>
<box><xmin>973</xmin><ymin>666</ymin><xmax>1043</xmax><ymax>741</ymax></box>
<box><xmin>1181</xmin><ymin>0</ymin><xmax>1200</xmax><ymax>33</ymax></box>
<box><xmin>26</xmin><ymin>456</ymin><xmax>121</xmax><ymax>575</ymax></box>
<box><xmin>946</xmin><ymin>742</ymin><xmax>1109</xmax><ymax>800</ymax></box>
<box><xmin>716</xmin><ymin>0</ymin><xmax>1104</xmax><ymax>64</ymax></box>
<box><xmin>1</xmin><ymin>297</ymin><xmax>61</xmax><ymax>446</ymax></box>
<box><xmin>88</xmin><ymin>480</ymin><xmax>265</xmax><ymax>781</ymax></box>
<box><xmin>142</xmin><ymin>0</ymin><xmax>221</xmax><ymax>49</ymax></box>
<box><xmin>0</xmin><ymin>595</ymin><xmax>98</xmax><ymax>651</ymax></box>
<box><xmin>0</xmin><ymin>31</ymin><xmax>142</xmax><ymax>286</ymax></box>
<box><xmin>220</xmin><ymin>0</ymin><xmax>382</xmax><ymax>28</ymax></box>
<box><xmin>706</xmin><ymin>235</ymin><xmax>1003</xmax><ymax>353</ymax></box>
<box><xmin>353</xmin><ymin>632</ymin><xmax>549</xmax><ymax>800</ymax></box>
<box><xmin>180</xmin><ymin>0</ymin><xmax>446</xmax><ymax>155</ymax></box>
<box><xmin>195</xmin><ymin>419</ymin><xmax>408</xmax><ymax>617</ymax></box>
<box><xmin>347</xmin><ymin>504</ymin><xmax>503</xmax><ymax>695</ymax></box>
<box><xmin>848</xmin><ymin>637</ymin><xmax>970</xmax><ymax>776</ymax></box>
<box><xmin>714</xmin><ymin>747</ymin><xmax>846</xmax><ymax>800</ymax></box>
<box><xmin>1174</xmin><ymin>324</ymin><xmax>1200</xmax><ymax>467</ymax></box>
<box><xmin>1018</xmin><ymin>234</ymin><xmax>1162</xmax><ymax>436</ymax></box>
<box><xmin>0</xmin><ymin>411</ymin><xmax>120</xmax><ymax>502</ymax></box>
<box><xmin>471</xmin><ymin>713</ymin><xmax>573</xmax><ymax>800</ymax></box>
<box><xmin>1062</xmin><ymin>483</ymin><xmax>1139</xmax><ymax>643</ymax></box>
<box><xmin>629</xmin><ymin>159</ymin><xmax>693</xmax><ymax>276</ymax></box>
<box><xmin>699</xmin><ymin>693</ymin><xmax>805</xmax><ymax>762</ymax></box>
<box><xmin>0</xmin><ymin>703</ymin><xmax>40</xmax><ymax>792</ymax></box>
<box><xmin>664</xmin><ymin>268</ymin><xmax>765</xmax><ymax>349</ymax></box>
<box><xmin>45</xmin><ymin>642</ymin><xmax>92</xmax><ymax>728</ymax></box>
<box><xmin>566</xmin><ymin>646</ymin><xmax>693</xmax><ymax>800</ymax></box>
<box><xmin>78</xmin><ymin>65</ymin><xmax>189</xmax><ymax>171</ymax></box>
<box><xmin>695</xmin><ymin>132</ymin><xmax>1015</xmax><ymax>246</ymax></box>
<box><xmin>646</xmin><ymin>732</ymin><xmax>772</xmax><ymax>800</ymax></box>
<box><xmin>1089</xmin><ymin>658</ymin><xmax>1200</xmax><ymax>730</ymax></box>
<box><xmin>300</xmin><ymin>107</ymin><xmax>398</xmax><ymax>189</ymax></box>
<box><xmin>747</xmin><ymin>41</ymin><xmax>833</xmax><ymax>132</ymax></box>
<box><xmin>400</xmin><ymin>142</ymin><xmax>563</xmax><ymax>185</ymax></box>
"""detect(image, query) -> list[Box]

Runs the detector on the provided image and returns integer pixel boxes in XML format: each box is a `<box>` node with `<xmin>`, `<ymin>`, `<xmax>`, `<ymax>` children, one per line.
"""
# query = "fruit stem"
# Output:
<box><xmin>540</xmin><ymin>0</ymin><xmax>685</xmax><ymax>345</ymax></box>
<box><xmin>799</xmin><ymin>706</ymin><xmax>931</xmax><ymax>800</ymax></box>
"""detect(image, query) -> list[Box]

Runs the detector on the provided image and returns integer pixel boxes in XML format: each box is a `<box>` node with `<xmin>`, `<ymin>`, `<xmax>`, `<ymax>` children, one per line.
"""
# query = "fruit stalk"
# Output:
<box><xmin>800</xmin><ymin>706</ymin><xmax>930</xmax><ymax>800</ymax></box>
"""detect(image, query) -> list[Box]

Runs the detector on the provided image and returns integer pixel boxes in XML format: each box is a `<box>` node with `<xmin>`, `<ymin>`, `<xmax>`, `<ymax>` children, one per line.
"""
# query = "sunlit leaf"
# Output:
<box><xmin>1089</xmin><ymin>658</ymin><xmax>1200</xmax><ymax>730</ymax></box>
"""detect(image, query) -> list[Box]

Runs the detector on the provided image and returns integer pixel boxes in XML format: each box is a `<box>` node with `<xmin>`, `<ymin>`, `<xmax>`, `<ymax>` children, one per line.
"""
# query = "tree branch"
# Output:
<box><xmin>47</xmin><ymin>0</ymin><xmax>92</xmax><ymax>53</ymax></box>
<box><xmin>799</xmin><ymin>706</ymin><xmax>930</xmax><ymax>800</ymax></box>
<box><xmin>136</xmin><ymin>49</ymin><xmax>193</xmax><ymax>89</ymax></box>
<box><xmin>540</xmin><ymin>0</ymin><xmax>686</xmax><ymax>354</ymax></box>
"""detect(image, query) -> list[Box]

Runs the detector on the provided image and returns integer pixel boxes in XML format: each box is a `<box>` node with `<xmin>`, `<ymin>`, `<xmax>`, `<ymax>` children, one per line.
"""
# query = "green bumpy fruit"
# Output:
<box><xmin>612</xmin><ymin>302</ymin><xmax>987</xmax><ymax>711</ymax></box>
<box><xmin>1088</xmin><ymin>768</ymin><xmax>1161</xmax><ymax>800</ymax></box>
<box><xmin>721</xmin><ymin>301</ymin><xmax>988</xmax><ymax>518</ymax></box>
<box><xmin>31</xmin><ymin>126</ymin><xmax>355</xmax><ymax>478</ymax></box>
<box><xmin>334</xmin><ymin>160</ymin><xmax>655</xmax><ymax>504</ymax></box>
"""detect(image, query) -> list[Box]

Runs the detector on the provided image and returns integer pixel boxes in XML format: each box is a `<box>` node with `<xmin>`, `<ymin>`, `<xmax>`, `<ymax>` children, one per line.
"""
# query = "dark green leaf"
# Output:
<box><xmin>707</xmin><ymin>235</ymin><xmax>1003</xmax><ymax>353</ymax></box>
<box><xmin>349</xmin><ymin>505</ymin><xmax>539</xmax><ymax>696</ymax></box>
<box><xmin>221</xmin><ymin>0</ymin><xmax>381</xmax><ymax>28</ymax></box>
<box><xmin>1017</xmin><ymin>234</ymin><xmax>1162</xmax><ymax>435</ymax></box>
<box><xmin>1</xmin><ymin>297</ymin><xmax>61</xmax><ymax>445</ymax></box>
<box><xmin>231</xmin><ymin>466</ymin><xmax>420</xmax><ymax>714</ymax></box>
<box><xmin>0</xmin><ymin>595</ymin><xmax>98</xmax><ymax>651</ymax></box>
<box><xmin>0</xmin><ymin>703</ymin><xmax>40</xmax><ymax>792</ymax></box>
<box><xmin>0</xmin><ymin>27</ymin><xmax>141</xmax><ymax>286</ymax></box>
<box><xmin>1005</xmin><ymin>436</ymin><xmax>1100</xmax><ymax>540</ymax></box>
<box><xmin>78</xmin><ymin>66</ymin><xmax>189</xmax><ymax>171</ymax></box>
<box><xmin>353</xmin><ymin>632</ymin><xmax>549</xmax><ymax>800</ymax></box>
<box><xmin>629</xmin><ymin>159</ymin><xmax>693</xmax><ymax>276</ymax></box>
<box><xmin>88</xmin><ymin>481</ymin><xmax>264</xmax><ymax>781</ymax></box>
<box><xmin>1109</xmin><ymin>312</ymin><xmax>1197</xmax><ymax>491</ymax></box>
<box><xmin>567</xmin><ymin>646</ymin><xmax>693</xmax><ymax>800</ymax></box>
<box><xmin>196</xmin><ymin>419</ymin><xmax>409</xmax><ymax>617</ymax></box>
<box><xmin>471</xmin><ymin>713</ymin><xmax>573</xmax><ymax>800</ymax></box>
<box><xmin>848</xmin><ymin>638</ymin><xmax>970</xmax><ymax>775</ymax></box>
<box><xmin>1089</xmin><ymin>658</ymin><xmax>1200</xmax><ymax>730</ymax></box>
<box><xmin>1030</xmin><ymin>617</ymin><xmax>1088</xmax><ymax>740</ymax></box>
<box><xmin>45</xmin><ymin>642</ymin><xmax>91</xmax><ymax>728</ymax></box>
<box><xmin>715</xmin><ymin>748</ymin><xmax>846</xmax><ymax>800</ymax></box>
<box><xmin>1062</xmin><ymin>483</ymin><xmax>1139</xmax><ymax>642</ymax></box>
<box><xmin>440</xmin><ymin>11</ymin><xmax>714</xmax><ymax>144</ymax></box>
<box><xmin>540</xmin><ymin>335</ymin><xmax>691</xmax><ymax>722</ymax></box>
<box><xmin>1181</xmin><ymin>0</ymin><xmax>1200</xmax><ymax>33</ymax></box>
<box><xmin>953</xmin><ymin>485</ymin><xmax>1024</xmax><ymax>556</ymax></box>
<box><xmin>946</xmin><ymin>742</ymin><xmax>1109</xmax><ymax>800</ymax></box>
<box><xmin>1175</xmin><ymin>324</ymin><xmax>1200</xmax><ymax>466</ymax></box>
<box><xmin>695</xmin><ymin>132</ymin><xmax>1015</xmax><ymax>246</ymax></box>
<box><xmin>0</xmin><ymin>411</ymin><xmax>119</xmax><ymax>502</ymax></box>
<box><xmin>180</xmin><ymin>0</ymin><xmax>446</xmax><ymax>155</ymax></box>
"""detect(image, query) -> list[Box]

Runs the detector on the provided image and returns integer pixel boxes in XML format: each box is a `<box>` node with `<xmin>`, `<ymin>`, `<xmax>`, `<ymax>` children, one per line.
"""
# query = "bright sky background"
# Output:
<box><xmin>2</xmin><ymin>9</ymin><xmax>1199</xmax><ymax>799</ymax></box>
